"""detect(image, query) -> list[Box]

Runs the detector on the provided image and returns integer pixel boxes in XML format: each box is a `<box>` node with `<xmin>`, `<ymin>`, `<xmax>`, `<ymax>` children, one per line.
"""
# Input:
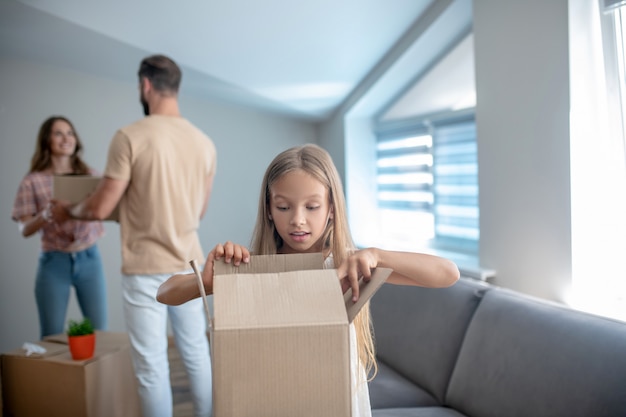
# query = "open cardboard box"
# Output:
<box><xmin>0</xmin><ymin>332</ymin><xmax>140</xmax><ymax>417</ymax></box>
<box><xmin>207</xmin><ymin>253</ymin><xmax>391</xmax><ymax>417</ymax></box>
<box><xmin>53</xmin><ymin>175</ymin><xmax>119</xmax><ymax>221</ymax></box>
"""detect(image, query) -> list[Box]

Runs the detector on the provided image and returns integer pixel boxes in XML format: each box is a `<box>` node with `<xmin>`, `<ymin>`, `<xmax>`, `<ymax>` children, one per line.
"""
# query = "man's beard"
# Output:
<box><xmin>140</xmin><ymin>93</ymin><xmax>150</xmax><ymax>116</ymax></box>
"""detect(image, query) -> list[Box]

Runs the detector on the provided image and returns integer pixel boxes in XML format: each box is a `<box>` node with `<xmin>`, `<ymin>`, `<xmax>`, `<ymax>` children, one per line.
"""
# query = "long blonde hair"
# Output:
<box><xmin>250</xmin><ymin>144</ymin><xmax>377</xmax><ymax>378</ymax></box>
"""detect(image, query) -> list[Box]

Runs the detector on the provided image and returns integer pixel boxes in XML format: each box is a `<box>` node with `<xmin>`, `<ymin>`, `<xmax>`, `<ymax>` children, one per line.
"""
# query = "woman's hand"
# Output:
<box><xmin>336</xmin><ymin>248</ymin><xmax>379</xmax><ymax>302</ymax></box>
<box><xmin>48</xmin><ymin>199</ymin><xmax>72</xmax><ymax>224</ymax></box>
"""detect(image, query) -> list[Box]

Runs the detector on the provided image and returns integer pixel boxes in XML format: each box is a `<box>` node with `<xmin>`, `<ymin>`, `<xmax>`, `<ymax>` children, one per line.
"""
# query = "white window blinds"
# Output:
<box><xmin>376</xmin><ymin>112</ymin><xmax>478</xmax><ymax>256</ymax></box>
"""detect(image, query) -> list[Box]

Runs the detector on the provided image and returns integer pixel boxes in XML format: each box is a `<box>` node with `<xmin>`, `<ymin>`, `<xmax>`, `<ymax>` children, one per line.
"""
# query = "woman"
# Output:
<box><xmin>12</xmin><ymin>116</ymin><xmax>108</xmax><ymax>338</ymax></box>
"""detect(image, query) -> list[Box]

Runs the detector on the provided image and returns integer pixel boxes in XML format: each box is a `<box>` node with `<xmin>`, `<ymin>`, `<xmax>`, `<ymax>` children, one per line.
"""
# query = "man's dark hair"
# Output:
<box><xmin>138</xmin><ymin>55</ymin><xmax>182</xmax><ymax>94</ymax></box>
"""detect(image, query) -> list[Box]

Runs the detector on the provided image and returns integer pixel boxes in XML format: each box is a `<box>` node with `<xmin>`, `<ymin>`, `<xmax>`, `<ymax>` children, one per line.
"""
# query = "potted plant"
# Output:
<box><xmin>67</xmin><ymin>318</ymin><xmax>96</xmax><ymax>360</ymax></box>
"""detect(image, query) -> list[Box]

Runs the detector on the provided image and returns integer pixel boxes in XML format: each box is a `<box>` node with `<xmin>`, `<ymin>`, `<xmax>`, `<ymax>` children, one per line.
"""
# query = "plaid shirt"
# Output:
<box><xmin>12</xmin><ymin>171</ymin><xmax>104</xmax><ymax>252</ymax></box>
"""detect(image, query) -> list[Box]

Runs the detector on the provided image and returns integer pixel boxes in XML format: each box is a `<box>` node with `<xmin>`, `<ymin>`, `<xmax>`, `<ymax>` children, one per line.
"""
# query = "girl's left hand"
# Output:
<box><xmin>335</xmin><ymin>248</ymin><xmax>379</xmax><ymax>302</ymax></box>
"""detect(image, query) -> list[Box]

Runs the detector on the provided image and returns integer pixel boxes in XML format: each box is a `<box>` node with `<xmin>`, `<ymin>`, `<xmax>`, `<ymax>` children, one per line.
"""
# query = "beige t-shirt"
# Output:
<box><xmin>104</xmin><ymin>115</ymin><xmax>216</xmax><ymax>274</ymax></box>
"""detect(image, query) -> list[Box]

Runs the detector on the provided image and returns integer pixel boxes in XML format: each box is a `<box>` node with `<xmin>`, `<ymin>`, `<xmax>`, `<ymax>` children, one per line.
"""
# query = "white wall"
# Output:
<box><xmin>0</xmin><ymin>56</ymin><xmax>316</xmax><ymax>353</ymax></box>
<box><xmin>473</xmin><ymin>0</ymin><xmax>572</xmax><ymax>300</ymax></box>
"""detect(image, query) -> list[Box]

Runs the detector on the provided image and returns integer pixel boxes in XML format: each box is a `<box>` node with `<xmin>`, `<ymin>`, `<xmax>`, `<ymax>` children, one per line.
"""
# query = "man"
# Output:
<box><xmin>56</xmin><ymin>55</ymin><xmax>215</xmax><ymax>417</ymax></box>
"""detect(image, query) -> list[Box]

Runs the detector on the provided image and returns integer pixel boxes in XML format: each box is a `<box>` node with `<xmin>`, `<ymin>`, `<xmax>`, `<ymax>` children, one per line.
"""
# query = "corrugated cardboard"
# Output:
<box><xmin>53</xmin><ymin>175</ymin><xmax>119</xmax><ymax>221</ymax></box>
<box><xmin>0</xmin><ymin>332</ymin><xmax>140</xmax><ymax>417</ymax></box>
<box><xmin>209</xmin><ymin>253</ymin><xmax>391</xmax><ymax>417</ymax></box>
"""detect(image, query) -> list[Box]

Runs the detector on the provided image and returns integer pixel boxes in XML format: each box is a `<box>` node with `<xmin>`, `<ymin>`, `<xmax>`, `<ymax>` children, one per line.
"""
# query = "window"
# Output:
<box><xmin>609</xmin><ymin>1</ymin><xmax>626</xmax><ymax>142</ymax></box>
<box><xmin>568</xmin><ymin>0</ymin><xmax>626</xmax><ymax>321</ymax></box>
<box><xmin>374</xmin><ymin>110</ymin><xmax>478</xmax><ymax>261</ymax></box>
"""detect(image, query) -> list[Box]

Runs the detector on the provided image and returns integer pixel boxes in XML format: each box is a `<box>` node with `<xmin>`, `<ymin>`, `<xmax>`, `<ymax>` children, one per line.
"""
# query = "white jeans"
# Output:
<box><xmin>122</xmin><ymin>272</ymin><xmax>212</xmax><ymax>417</ymax></box>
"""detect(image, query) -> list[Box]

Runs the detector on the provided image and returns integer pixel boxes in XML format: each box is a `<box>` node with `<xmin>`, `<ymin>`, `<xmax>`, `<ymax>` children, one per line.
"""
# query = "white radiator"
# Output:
<box><xmin>459</xmin><ymin>265</ymin><xmax>496</xmax><ymax>281</ymax></box>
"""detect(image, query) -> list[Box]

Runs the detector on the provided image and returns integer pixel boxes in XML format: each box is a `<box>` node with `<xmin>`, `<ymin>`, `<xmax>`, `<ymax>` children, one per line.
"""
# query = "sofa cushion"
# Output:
<box><xmin>369</xmin><ymin>361</ymin><xmax>439</xmax><ymax>409</ymax></box>
<box><xmin>370</xmin><ymin>279</ymin><xmax>488</xmax><ymax>403</ymax></box>
<box><xmin>446</xmin><ymin>288</ymin><xmax>626</xmax><ymax>417</ymax></box>
<box><xmin>372</xmin><ymin>406</ymin><xmax>469</xmax><ymax>417</ymax></box>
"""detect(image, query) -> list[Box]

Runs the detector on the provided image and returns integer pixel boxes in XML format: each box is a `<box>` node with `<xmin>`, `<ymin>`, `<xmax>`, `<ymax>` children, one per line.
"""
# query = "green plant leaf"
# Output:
<box><xmin>67</xmin><ymin>318</ymin><xmax>95</xmax><ymax>336</ymax></box>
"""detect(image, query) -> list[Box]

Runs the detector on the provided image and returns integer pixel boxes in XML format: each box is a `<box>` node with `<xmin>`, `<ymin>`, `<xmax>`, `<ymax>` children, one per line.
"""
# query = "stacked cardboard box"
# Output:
<box><xmin>1</xmin><ymin>332</ymin><xmax>140</xmax><ymax>417</ymax></box>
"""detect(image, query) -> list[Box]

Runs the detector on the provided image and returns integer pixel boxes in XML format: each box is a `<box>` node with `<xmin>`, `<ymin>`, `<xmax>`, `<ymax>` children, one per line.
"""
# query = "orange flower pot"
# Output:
<box><xmin>68</xmin><ymin>333</ymin><xmax>96</xmax><ymax>360</ymax></box>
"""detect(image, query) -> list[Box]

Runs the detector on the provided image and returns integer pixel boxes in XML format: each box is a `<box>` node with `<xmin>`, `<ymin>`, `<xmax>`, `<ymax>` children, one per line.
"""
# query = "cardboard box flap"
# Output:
<box><xmin>213</xmin><ymin>253</ymin><xmax>392</xmax><ymax>325</ymax></box>
<box><xmin>214</xmin><ymin>269</ymin><xmax>347</xmax><ymax>329</ymax></box>
<box><xmin>53</xmin><ymin>175</ymin><xmax>119</xmax><ymax>221</ymax></box>
<box><xmin>344</xmin><ymin>267</ymin><xmax>392</xmax><ymax>323</ymax></box>
<box><xmin>213</xmin><ymin>252</ymin><xmax>324</xmax><ymax>276</ymax></box>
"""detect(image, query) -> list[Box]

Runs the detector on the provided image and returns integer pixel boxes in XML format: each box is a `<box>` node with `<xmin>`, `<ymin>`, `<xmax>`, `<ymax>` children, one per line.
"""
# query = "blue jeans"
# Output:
<box><xmin>35</xmin><ymin>244</ymin><xmax>108</xmax><ymax>338</ymax></box>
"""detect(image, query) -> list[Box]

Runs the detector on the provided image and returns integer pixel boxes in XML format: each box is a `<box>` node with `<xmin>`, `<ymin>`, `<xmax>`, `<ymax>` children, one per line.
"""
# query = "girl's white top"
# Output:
<box><xmin>324</xmin><ymin>256</ymin><xmax>372</xmax><ymax>417</ymax></box>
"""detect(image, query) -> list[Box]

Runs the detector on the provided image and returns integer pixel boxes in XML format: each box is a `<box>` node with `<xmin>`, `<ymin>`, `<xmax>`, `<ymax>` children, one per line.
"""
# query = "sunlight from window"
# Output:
<box><xmin>378</xmin><ymin>190</ymin><xmax>433</xmax><ymax>203</ymax></box>
<box><xmin>377</xmin><ymin>154</ymin><xmax>433</xmax><ymax>168</ymax></box>
<box><xmin>615</xmin><ymin>7</ymin><xmax>626</xmax><ymax>141</ymax></box>
<box><xmin>568</xmin><ymin>0</ymin><xmax>626</xmax><ymax>322</ymax></box>
<box><xmin>377</xmin><ymin>134</ymin><xmax>432</xmax><ymax>150</ymax></box>
<box><xmin>435</xmin><ymin>204</ymin><xmax>478</xmax><ymax>217</ymax></box>
<box><xmin>376</xmin><ymin>134</ymin><xmax>435</xmax><ymax>251</ymax></box>
<box><xmin>433</xmin><ymin>184</ymin><xmax>478</xmax><ymax>195</ymax></box>
<box><xmin>377</xmin><ymin>172</ymin><xmax>433</xmax><ymax>185</ymax></box>
<box><xmin>378</xmin><ymin>209</ymin><xmax>434</xmax><ymax>251</ymax></box>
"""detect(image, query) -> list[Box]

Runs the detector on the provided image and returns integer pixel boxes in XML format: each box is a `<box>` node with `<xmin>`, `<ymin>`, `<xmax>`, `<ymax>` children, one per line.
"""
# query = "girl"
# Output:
<box><xmin>12</xmin><ymin>116</ymin><xmax>108</xmax><ymax>338</ymax></box>
<box><xmin>157</xmin><ymin>143</ymin><xmax>459</xmax><ymax>416</ymax></box>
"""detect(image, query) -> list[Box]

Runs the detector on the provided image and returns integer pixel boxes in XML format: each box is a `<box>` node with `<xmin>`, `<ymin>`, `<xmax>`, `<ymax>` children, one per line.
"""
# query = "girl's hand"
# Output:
<box><xmin>157</xmin><ymin>242</ymin><xmax>252</xmax><ymax>306</ymax></box>
<box><xmin>335</xmin><ymin>248</ymin><xmax>379</xmax><ymax>302</ymax></box>
<box><xmin>210</xmin><ymin>241</ymin><xmax>251</xmax><ymax>266</ymax></box>
<box><xmin>199</xmin><ymin>242</ymin><xmax>250</xmax><ymax>298</ymax></box>
<box><xmin>200</xmin><ymin>251</ymin><xmax>216</xmax><ymax>295</ymax></box>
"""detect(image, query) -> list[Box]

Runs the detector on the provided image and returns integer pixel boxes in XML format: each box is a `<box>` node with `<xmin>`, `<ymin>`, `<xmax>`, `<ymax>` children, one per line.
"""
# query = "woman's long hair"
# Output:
<box><xmin>29</xmin><ymin>116</ymin><xmax>90</xmax><ymax>174</ymax></box>
<box><xmin>250</xmin><ymin>143</ymin><xmax>378</xmax><ymax>379</ymax></box>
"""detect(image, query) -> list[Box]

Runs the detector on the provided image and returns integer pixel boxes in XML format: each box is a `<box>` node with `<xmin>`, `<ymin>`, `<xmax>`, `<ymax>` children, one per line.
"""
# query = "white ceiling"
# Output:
<box><xmin>382</xmin><ymin>33</ymin><xmax>475</xmax><ymax>121</ymax></box>
<box><xmin>0</xmin><ymin>0</ymin><xmax>473</xmax><ymax>121</ymax></box>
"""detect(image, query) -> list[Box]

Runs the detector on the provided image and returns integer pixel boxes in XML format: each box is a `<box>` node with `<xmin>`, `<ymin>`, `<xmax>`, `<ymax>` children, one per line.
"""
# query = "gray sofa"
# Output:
<box><xmin>368</xmin><ymin>278</ymin><xmax>626</xmax><ymax>417</ymax></box>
